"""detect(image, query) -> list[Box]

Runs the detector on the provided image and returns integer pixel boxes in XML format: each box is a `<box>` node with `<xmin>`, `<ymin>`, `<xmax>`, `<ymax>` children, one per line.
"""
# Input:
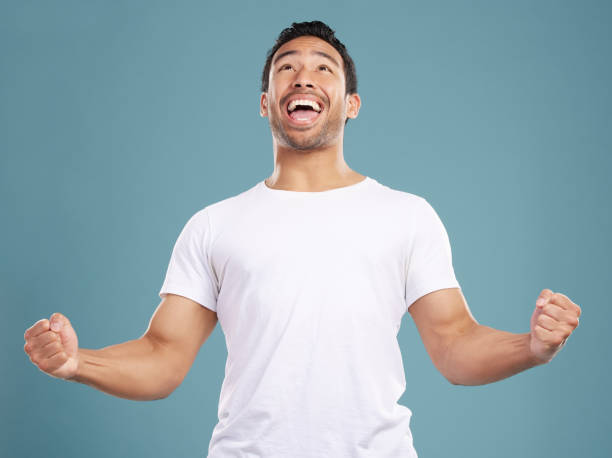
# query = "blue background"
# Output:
<box><xmin>2</xmin><ymin>1</ymin><xmax>610</xmax><ymax>457</ymax></box>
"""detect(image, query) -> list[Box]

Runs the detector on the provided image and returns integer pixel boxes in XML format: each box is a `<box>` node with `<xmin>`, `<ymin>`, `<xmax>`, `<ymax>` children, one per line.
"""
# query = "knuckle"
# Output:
<box><xmin>537</xmin><ymin>315</ymin><xmax>550</xmax><ymax>325</ymax></box>
<box><xmin>569</xmin><ymin>318</ymin><xmax>578</xmax><ymax>327</ymax></box>
<box><xmin>539</xmin><ymin>332</ymin><xmax>552</xmax><ymax>343</ymax></box>
<box><xmin>553</xmin><ymin>330</ymin><xmax>566</xmax><ymax>343</ymax></box>
<box><xmin>570</xmin><ymin>316</ymin><xmax>579</xmax><ymax>327</ymax></box>
<box><xmin>42</xmin><ymin>333</ymin><xmax>54</xmax><ymax>344</ymax></box>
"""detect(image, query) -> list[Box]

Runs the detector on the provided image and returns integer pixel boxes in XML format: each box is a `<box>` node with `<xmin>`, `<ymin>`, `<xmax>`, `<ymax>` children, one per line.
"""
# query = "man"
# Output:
<box><xmin>24</xmin><ymin>21</ymin><xmax>581</xmax><ymax>457</ymax></box>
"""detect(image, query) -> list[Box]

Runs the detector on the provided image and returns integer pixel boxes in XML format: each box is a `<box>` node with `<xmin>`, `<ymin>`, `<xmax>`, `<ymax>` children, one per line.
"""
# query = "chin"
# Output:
<box><xmin>283</xmin><ymin>131</ymin><xmax>333</xmax><ymax>151</ymax></box>
<box><xmin>269</xmin><ymin>115</ymin><xmax>339</xmax><ymax>151</ymax></box>
<box><xmin>272</xmin><ymin>126</ymin><xmax>322</xmax><ymax>151</ymax></box>
<box><xmin>288</xmin><ymin>142</ymin><xmax>324</xmax><ymax>151</ymax></box>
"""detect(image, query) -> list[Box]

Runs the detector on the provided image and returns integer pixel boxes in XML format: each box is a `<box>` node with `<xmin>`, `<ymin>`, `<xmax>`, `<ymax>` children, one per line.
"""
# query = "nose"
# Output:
<box><xmin>293</xmin><ymin>80</ymin><xmax>314</xmax><ymax>89</ymax></box>
<box><xmin>292</xmin><ymin>67</ymin><xmax>315</xmax><ymax>89</ymax></box>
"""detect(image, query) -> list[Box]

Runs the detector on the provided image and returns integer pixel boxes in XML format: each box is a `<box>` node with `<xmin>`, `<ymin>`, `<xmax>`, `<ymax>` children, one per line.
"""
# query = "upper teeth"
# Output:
<box><xmin>288</xmin><ymin>99</ymin><xmax>321</xmax><ymax>112</ymax></box>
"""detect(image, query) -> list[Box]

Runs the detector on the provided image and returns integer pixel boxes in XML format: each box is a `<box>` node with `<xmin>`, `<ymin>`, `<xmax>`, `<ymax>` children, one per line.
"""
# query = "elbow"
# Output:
<box><xmin>148</xmin><ymin>373</ymin><xmax>183</xmax><ymax>401</ymax></box>
<box><xmin>446</xmin><ymin>376</ymin><xmax>463</xmax><ymax>386</ymax></box>
<box><xmin>160</xmin><ymin>382</ymin><xmax>182</xmax><ymax>400</ymax></box>
<box><xmin>152</xmin><ymin>385</ymin><xmax>177</xmax><ymax>400</ymax></box>
<box><xmin>157</xmin><ymin>391</ymin><xmax>174</xmax><ymax>400</ymax></box>
<box><xmin>437</xmin><ymin>341</ymin><xmax>461</xmax><ymax>386</ymax></box>
<box><xmin>436</xmin><ymin>360</ymin><xmax>462</xmax><ymax>386</ymax></box>
<box><xmin>162</xmin><ymin>372</ymin><xmax>186</xmax><ymax>399</ymax></box>
<box><xmin>443</xmin><ymin>370</ymin><xmax>472</xmax><ymax>386</ymax></box>
<box><xmin>442</xmin><ymin>370</ymin><xmax>461</xmax><ymax>386</ymax></box>
<box><xmin>158</xmin><ymin>384</ymin><xmax>176</xmax><ymax>400</ymax></box>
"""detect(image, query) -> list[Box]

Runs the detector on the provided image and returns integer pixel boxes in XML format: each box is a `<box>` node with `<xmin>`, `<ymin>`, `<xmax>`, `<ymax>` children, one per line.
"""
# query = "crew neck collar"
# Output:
<box><xmin>258</xmin><ymin>176</ymin><xmax>374</xmax><ymax>196</ymax></box>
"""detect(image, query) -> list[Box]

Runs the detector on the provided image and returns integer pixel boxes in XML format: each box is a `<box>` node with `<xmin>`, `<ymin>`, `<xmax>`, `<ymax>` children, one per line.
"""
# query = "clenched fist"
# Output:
<box><xmin>24</xmin><ymin>313</ymin><xmax>79</xmax><ymax>380</ymax></box>
<box><xmin>530</xmin><ymin>289</ymin><xmax>581</xmax><ymax>364</ymax></box>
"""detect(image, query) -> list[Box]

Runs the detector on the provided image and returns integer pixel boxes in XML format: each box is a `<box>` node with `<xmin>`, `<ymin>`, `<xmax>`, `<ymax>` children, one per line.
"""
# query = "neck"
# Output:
<box><xmin>266</xmin><ymin>136</ymin><xmax>364</xmax><ymax>192</ymax></box>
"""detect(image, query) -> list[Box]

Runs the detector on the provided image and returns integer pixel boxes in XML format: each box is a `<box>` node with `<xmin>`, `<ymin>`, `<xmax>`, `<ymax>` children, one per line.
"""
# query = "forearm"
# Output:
<box><xmin>442</xmin><ymin>324</ymin><xmax>545</xmax><ymax>386</ymax></box>
<box><xmin>66</xmin><ymin>336</ymin><xmax>180</xmax><ymax>401</ymax></box>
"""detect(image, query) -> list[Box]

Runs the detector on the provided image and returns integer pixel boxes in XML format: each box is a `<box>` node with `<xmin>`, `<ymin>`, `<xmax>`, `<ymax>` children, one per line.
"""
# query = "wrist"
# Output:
<box><xmin>527</xmin><ymin>333</ymin><xmax>553</xmax><ymax>366</ymax></box>
<box><xmin>65</xmin><ymin>349</ymin><xmax>85</xmax><ymax>383</ymax></box>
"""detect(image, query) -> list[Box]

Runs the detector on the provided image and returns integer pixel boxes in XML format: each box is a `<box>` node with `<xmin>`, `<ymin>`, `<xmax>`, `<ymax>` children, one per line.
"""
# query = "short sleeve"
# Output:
<box><xmin>158</xmin><ymin>208</ymin><xmax>218</xmax><ymax>312</ymax></box>
<box><xmin>404</xmin><ymin>198</ymin><xmax>461</xmax><ymax>310</ymax></box>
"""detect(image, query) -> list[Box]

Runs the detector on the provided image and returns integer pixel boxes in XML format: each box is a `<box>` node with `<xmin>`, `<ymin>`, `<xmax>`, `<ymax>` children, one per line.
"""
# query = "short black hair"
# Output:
<box><xmin>261</xmin><ymin>20</ymin><xmax>358</xmax><ymax>96</ymax></box>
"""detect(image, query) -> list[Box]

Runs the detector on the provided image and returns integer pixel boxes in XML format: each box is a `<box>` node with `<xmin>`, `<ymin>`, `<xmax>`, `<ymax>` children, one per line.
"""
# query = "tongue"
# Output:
<box><xmin>289</xmin><ymin>109</ymin><xmax>319</xmax><ymax>121</ymax></box>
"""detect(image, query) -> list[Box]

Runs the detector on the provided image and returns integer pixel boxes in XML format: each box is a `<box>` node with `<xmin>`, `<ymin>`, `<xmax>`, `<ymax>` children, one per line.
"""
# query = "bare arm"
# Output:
<box><xmin>408</xmin><ymin>288</ymin><xmax>544</xmax><ymax>386</ymax></box>
<box><xmin>437</xmin><ymin>324</ymin><xmax>541</xmax><ymax>386</ymax></box>
<box><xmin>24</xmin><ymin>293</ymin><xmax>218</xmax><ymax>401</ymax></box>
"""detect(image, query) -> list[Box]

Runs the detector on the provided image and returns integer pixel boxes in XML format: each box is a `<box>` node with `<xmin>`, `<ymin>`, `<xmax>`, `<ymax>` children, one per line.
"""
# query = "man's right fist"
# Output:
<box><xmin>24</xmin><ymin>312</ymin><xmax>79</xmax><ymax>380</ymax></box>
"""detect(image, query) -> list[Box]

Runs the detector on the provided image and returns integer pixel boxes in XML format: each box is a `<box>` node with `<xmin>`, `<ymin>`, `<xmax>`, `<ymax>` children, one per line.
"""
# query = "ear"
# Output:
<box><xmin>260</xmin><ymin>92</ymin><xmax>268</xmax><ymax>117</ymax></box>
<box><xmin>346</xmin><ymin>93</ymin><xmax>361</xmax><ymax>120</ymax></box>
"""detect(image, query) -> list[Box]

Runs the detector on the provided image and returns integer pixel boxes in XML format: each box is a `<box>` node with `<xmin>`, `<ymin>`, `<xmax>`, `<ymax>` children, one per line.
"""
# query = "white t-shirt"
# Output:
<box><xmin>159</xmin><ymin>176</ymin><xmax>461</xmax><ymax>458</ymax></box>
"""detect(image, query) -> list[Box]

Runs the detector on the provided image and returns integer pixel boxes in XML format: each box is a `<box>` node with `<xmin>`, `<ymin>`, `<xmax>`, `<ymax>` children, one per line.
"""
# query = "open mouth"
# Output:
<box><xmin>286</xmin><ymin>98</ymin><xmax>323</xmax><ymax>125</ymax></box>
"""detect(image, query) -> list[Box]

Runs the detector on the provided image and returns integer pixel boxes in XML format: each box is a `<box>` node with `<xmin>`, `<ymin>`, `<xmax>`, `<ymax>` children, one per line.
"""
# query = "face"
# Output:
<box><xmin>260</xmin><ymin>36</ymin><xmax>361</xmax><ymax>151</ymax></box>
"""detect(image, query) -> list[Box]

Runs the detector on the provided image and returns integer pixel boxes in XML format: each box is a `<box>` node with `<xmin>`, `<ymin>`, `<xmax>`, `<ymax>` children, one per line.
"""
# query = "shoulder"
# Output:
<box><xmin>182</xmin><ymin>181</ymin><xmax>260</xmax><ymax>228</ymax></box>
<box><xmin>205</xmin><ymin>182</ymin><xmax>260</xmax><ymax>220</ymax></box>
<box><xmin>369</xmin><ymin>178</ymin><xmax>431</xmax><ymax>214</ymax></box>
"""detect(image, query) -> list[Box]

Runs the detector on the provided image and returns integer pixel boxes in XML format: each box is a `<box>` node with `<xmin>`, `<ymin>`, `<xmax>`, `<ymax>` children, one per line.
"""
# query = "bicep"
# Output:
<box><xmin>408</xmin><ymin>287</ymin><xmax>478</xmax><ymax>373</ymax></box>
<box><xmin>143</xmin><ymin>293</ymin><xmax>218</xmax><ymax>382</ymax></box>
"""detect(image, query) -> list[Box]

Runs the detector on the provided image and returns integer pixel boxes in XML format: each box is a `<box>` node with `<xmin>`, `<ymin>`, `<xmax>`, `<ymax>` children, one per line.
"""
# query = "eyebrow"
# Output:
<box><xmin>272</xmin><ymin>49</ymin><xmax>340</xmax><ymax>69</ymax></box>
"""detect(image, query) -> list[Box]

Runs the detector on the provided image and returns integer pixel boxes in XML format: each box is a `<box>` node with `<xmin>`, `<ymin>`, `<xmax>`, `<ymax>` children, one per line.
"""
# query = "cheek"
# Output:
<box><xmin>270</xmin><ymin>75</ymin><xmax>291</xmax><ymax>93</ymax></box>
<box><xmin>264</xmin><ymin>95</ymin><xmax>279</xmax><ymax>115</ymax></box>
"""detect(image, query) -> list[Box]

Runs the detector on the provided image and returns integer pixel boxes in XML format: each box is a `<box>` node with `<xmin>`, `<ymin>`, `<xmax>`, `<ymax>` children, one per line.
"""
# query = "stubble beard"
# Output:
<box><xmin>268</xmin><ymin>108</ymin><xmax>344</xmax><ymax>151</ymax></box>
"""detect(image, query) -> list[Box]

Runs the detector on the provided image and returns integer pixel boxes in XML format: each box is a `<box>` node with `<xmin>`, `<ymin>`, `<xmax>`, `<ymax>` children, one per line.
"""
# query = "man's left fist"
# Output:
<box><xmin>529</xmin><ymin>288</ymin><xmax>581</xmax><ymax>364</ymax></box>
